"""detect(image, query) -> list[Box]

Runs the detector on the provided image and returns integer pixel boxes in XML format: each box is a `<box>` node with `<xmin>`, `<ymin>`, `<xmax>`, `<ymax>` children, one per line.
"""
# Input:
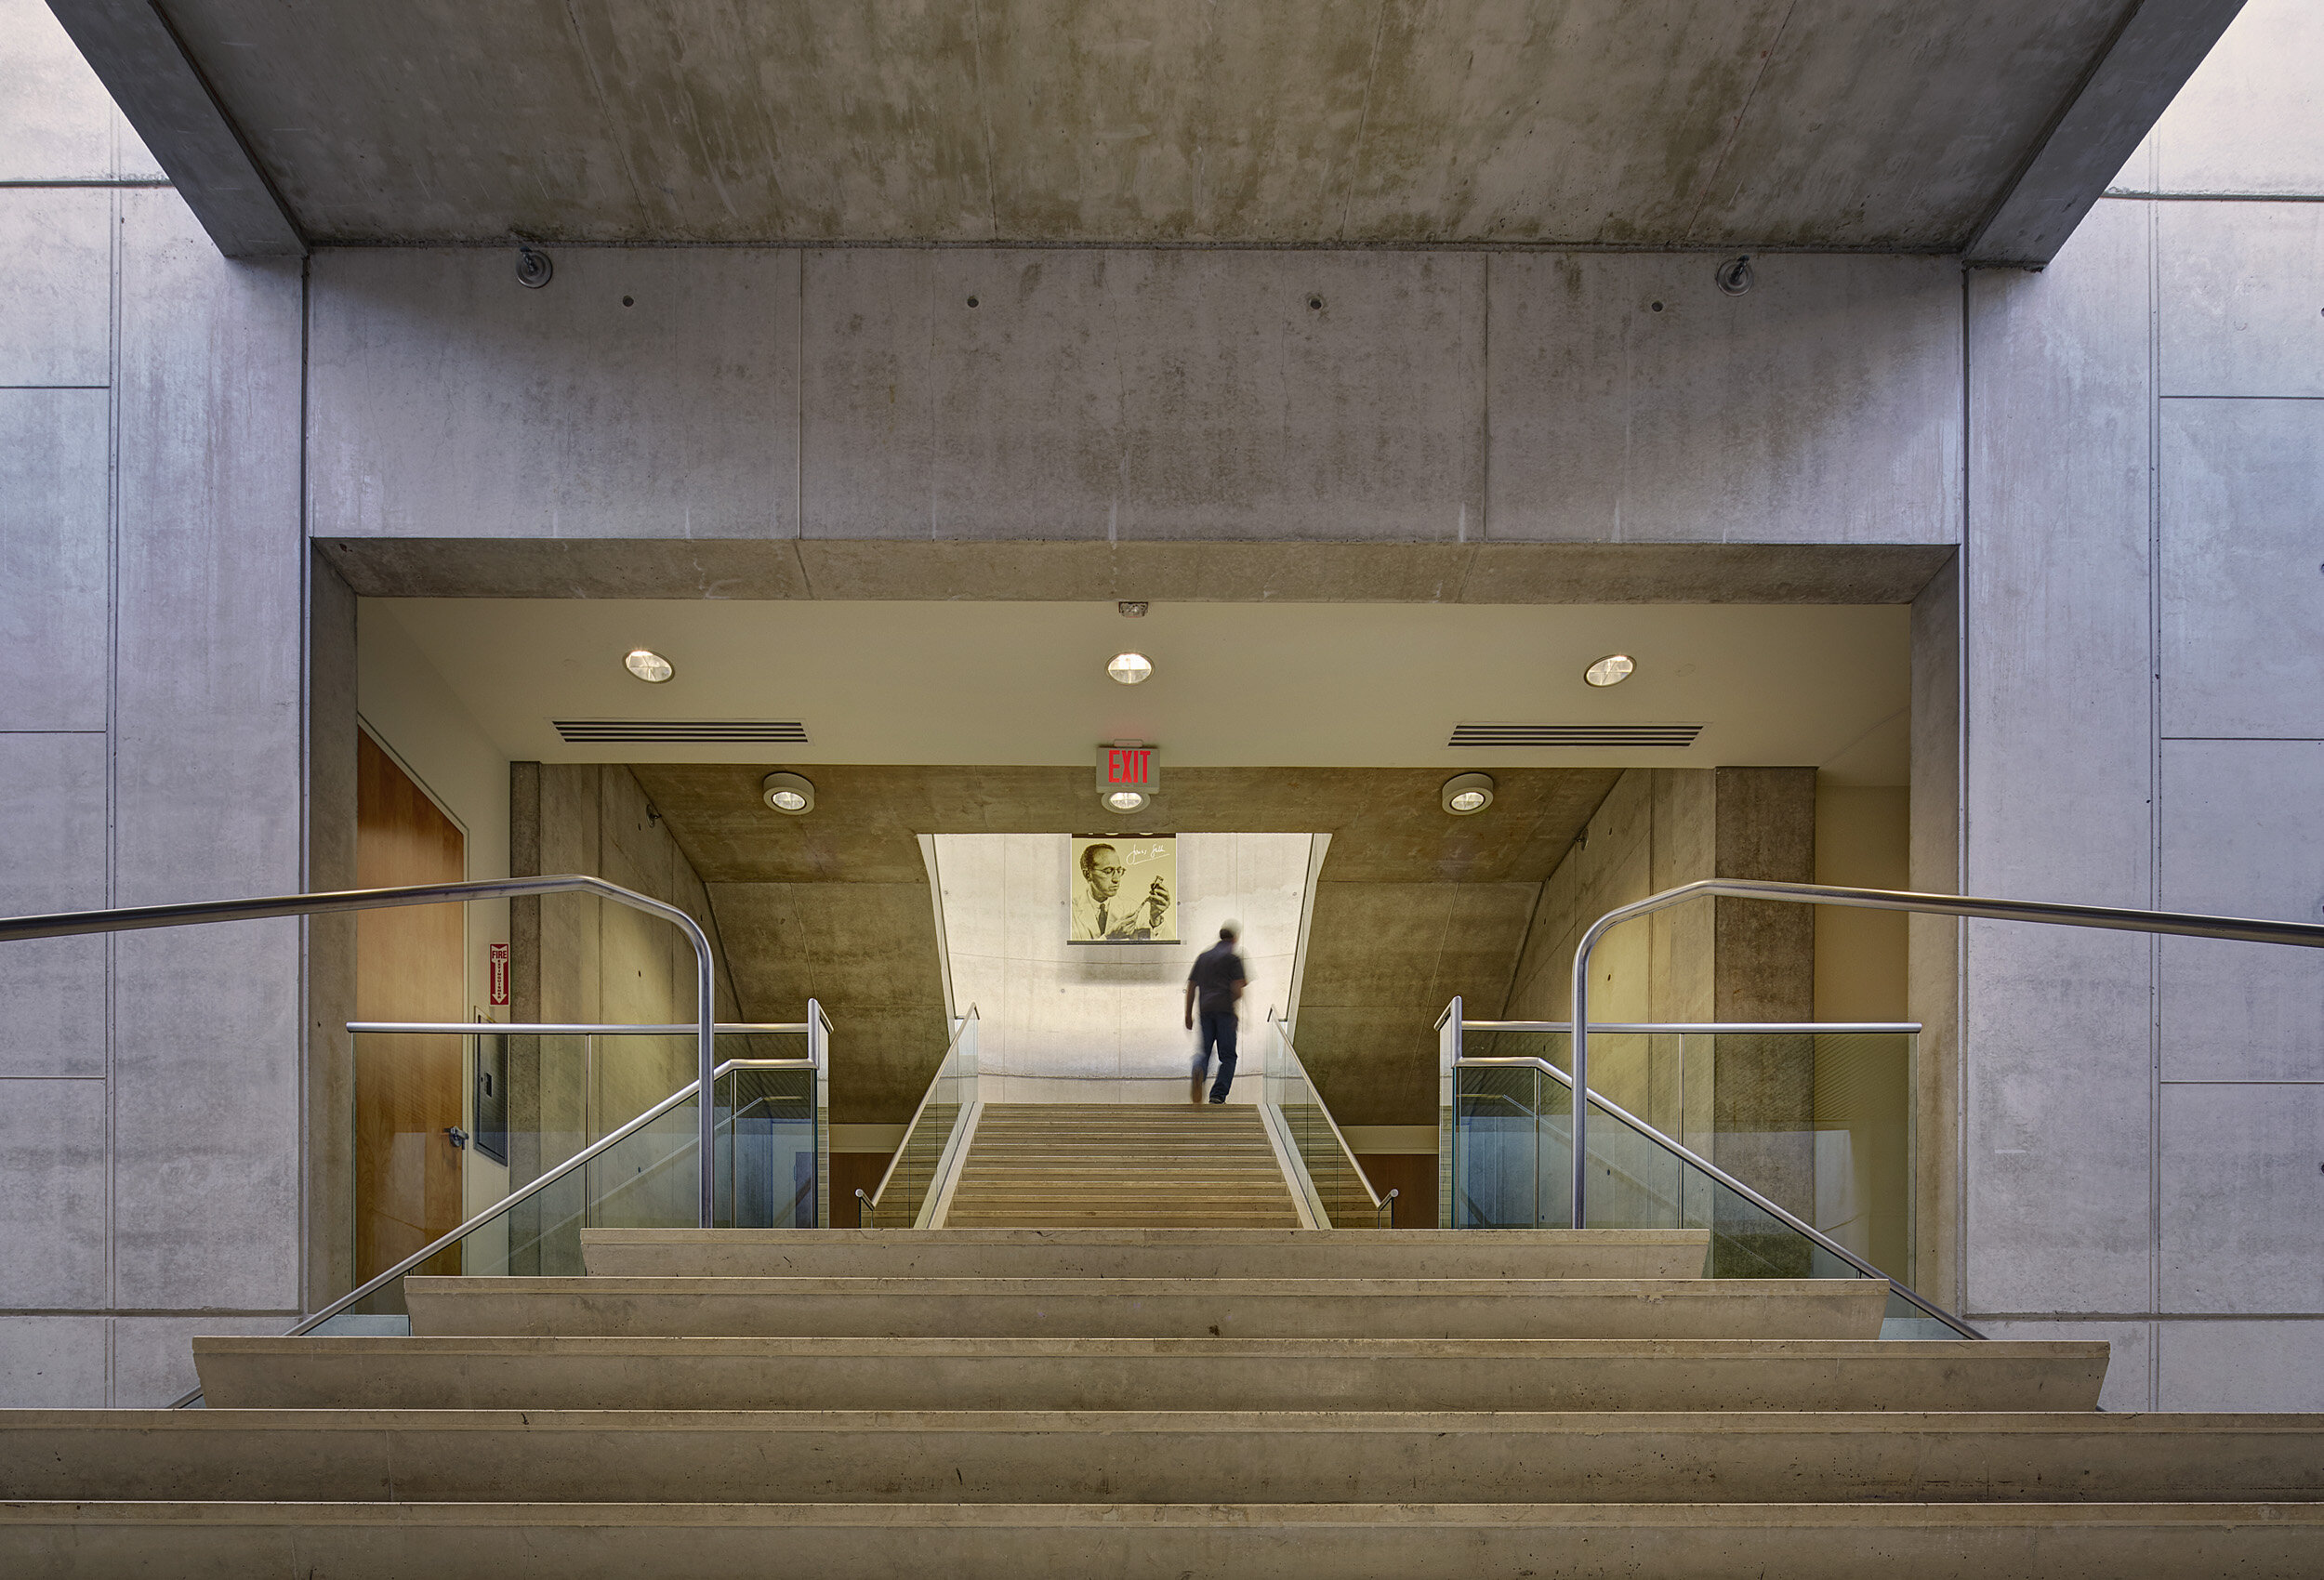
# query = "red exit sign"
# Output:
<box><xmin>1096</xmin><ymin>741</ymin><xmax>1159</xmax><ymax>793</ymax></box>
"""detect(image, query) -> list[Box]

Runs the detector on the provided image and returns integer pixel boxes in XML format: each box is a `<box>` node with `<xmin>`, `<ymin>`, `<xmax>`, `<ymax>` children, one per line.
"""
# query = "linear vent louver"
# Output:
<box><xmin>552</xmin><ymin>720</ymin><xmax>810</xmax><ymax>744</ymax></box>
<box><xmin>1447</xmin><ymin>723</ymin><xmax>1705</xmax><ymax>748</ymax></box>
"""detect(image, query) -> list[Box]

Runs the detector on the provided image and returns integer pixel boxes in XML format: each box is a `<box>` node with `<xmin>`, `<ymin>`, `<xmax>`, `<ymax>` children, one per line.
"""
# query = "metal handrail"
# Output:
<box><xmin>862</xmin><ymin>1006</ymin><xmax>979</xmax><ymax>1224</ymax></box>
<box><xmin>1461</xmin><ymin>1021</ymin><xmax>1921</xmax><ymax>1034</ymax></box>
<box><xmin>1456</xmin><ymin>1049</ymin><xmax>1980</xmax><ymax>1338</ymax></box>
<box><xmin>1264</xmin><ymin>1009</ymin><xmax>1390</xmax><ymax>1226</ymax></box>
<box><xmin>1567</xmin><ymin>880</ymin><xmax>2324</xmax><ymax>1233</ymax></box>
<box><xmin>168</xmin><ymin>1053</ymin><xmax>808</xmax><ymax>1406</ymax></box>
<box><xmin>0</xmin><ymin>875</ymin><xmax>723</xmax><ymax>1224</ymax></box>
<box><xmin>350</xmin><ymin>1021</ymin><xmax>808</xmax><ymax>1036</ymax></box>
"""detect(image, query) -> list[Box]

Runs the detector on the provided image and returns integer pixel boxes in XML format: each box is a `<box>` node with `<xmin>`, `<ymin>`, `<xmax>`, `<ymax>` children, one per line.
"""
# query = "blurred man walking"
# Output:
<box><xmin>1184</xmin><ymin>923</ymin><xmax>1248</xmax><ymax>1104</ymax></box>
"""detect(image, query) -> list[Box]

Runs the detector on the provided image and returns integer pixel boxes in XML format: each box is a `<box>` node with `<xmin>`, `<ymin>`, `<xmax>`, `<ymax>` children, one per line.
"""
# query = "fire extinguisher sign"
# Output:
<box><xmin>488</xmin><ymin>941</ymin><xmax>509</xmax><ymax>1007</ymax></box>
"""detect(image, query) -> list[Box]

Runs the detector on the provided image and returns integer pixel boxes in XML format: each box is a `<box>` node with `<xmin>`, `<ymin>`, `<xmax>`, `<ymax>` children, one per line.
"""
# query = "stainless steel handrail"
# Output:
<box><xmin>1461</xmin><ymin>1021</ymin><xmax>1921</xmax><ymax>1034</ymax></box>
<box><xmin>349</xmin><ymin>1022</ymin><xmax>807</xmax><ymax>1035</ymax></box>
<box><xmin>1567</xmin><ymin>881</ymin><xmax>2324</xmax><ymax>1232</ymax></box>
<box><xmin>169</xmin><ymin>1053</ymin><xmax>809</xmax><ymax>1406</ymax></box>
<box><xmin>1456</xmin><ymin>1050</ymin><xmax>1980</xmax><ymax>1338</ymax></box>
<box><xmin>862</xmin><ymin>1006</ymin><xmax>979</xmax><ymax>1225</ymax></box>
<box><xmin>1264</xmin><ymin>1009</ymin><xmax>1390</xmax><ymax>1226</ymax></box>
<box><xmin>0</xmin><ymin>875</ymin><xmax>723</xmax><ymax>1225</ymax></box>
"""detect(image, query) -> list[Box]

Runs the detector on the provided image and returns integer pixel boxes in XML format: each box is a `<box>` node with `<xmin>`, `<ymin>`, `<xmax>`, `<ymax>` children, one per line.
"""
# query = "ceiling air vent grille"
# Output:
<box><xmin>1448</xmin><ymin>722</ymin><xmax>1705</xmax><ymax>748</ymax></box>
<box><xmin>552</xmin><ymin>719</ymin><xmax>810</xmax><ymax>744</ymax></box>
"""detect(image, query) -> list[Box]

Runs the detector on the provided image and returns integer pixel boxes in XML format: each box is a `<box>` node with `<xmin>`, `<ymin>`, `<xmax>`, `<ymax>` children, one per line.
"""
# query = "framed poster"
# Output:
<box><xmin>1068</xmin><ymin>835</ymin><xmax>1177</xmax><ymax>943</ymax></box>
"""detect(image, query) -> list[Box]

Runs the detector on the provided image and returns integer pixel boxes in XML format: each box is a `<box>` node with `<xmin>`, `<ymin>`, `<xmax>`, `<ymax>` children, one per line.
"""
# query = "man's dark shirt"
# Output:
<box><xmin>1188</xmin><ymin>940</ymin><xmax>1247</xmax><ymax>1015</ymax></box>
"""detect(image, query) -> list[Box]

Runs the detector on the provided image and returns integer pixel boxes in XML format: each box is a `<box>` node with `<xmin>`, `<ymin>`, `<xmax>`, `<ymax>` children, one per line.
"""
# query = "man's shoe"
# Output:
<box><xmin>1208</xmin><ymin>1094</ymin><xmax>1227</xmax><ymax>1103</ymax></box>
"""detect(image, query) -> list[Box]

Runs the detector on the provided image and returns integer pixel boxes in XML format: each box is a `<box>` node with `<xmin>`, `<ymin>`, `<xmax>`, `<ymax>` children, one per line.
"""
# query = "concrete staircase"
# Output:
<box><xmin>942</xmin><ymin>1103</ymin><xmax>1305</xmax><ymax>1229</ymax></box>
<box><xmin>3</xmin><ymin>1228</ymin><xmax>2320</xmax><ymax>1575</ymax></box>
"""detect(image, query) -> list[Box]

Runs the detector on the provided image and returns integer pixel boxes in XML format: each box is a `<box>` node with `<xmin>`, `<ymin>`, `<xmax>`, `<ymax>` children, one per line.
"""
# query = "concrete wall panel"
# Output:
<box><xmin>0</xmin><ymin>190</ymin><xmax>111</xmax><ymax>388</ymax></box>
<box><xmin>0</xmin><ymin>0</ymin><xmax>118</xmax><ymax>180</ymax></box>
<box><xmin>1486</xmin><ymin>253</ymin><xmax>1961</xmax><ymax>546</ymax></box>
<box><xmin>804</xmin><ymin>249</ymin><xmax>1486</xmax><ymax>542</ymax></box>
<box><xmin>2158</xmin><ymin>1318</ymin><xmax>2324</xmax><ymax>1411</ymax></box>
<box><xmin>310</xmin><ymin>248</ymin><xmax>802</xmax><ymax>541</ymax></box>
<box><xmin>2159</xmin><ymin>204</ymin><xmax>2324</xmax><ymax>397</ymax></box>
<box><xmin>0</xmin><ymin>389</ymin><xmax>111</xmax><ymax>732</ymax></box>
<box><xmin>0</xmin><ymin>732</ymin><xmax>108</xmax><ymax>1077</ymax></box>
<box><xmin>0</xmin><ymin>1078</ymin><xmax>106</xmax><ymax>1310</ymax></box>
<box><xmin>2148</xmin><ymin>0</ymin><xmax>2324</xmax><ymax>198</ymax></box>
<box><xmin>2157</xmin><ymin>740</ymin><xmax>2324</xmax><ymax>1082</ymax></box>
<box><xmin>2159</xmin><ymin>1082</ymin><xmax>2324</xmax><ymax>1316</ymax></box>
<box><xmin>1962</xmin><ymin>926</ymin><xmax>2155</xmax><ymax>1317</ymax></box>
<box><xmin>0</xmin><ymin>1317</ymin><xmax>107</xmax><ymax>1407</ymax></box>
<box><xmin>109</xmin><ymin>191</ymin><xmax>306</xmax><ymax>1312</ymax></box>
<box><xmin>2159</xmin><ymin>399</ymin><xmax>2324</xmax><ymax>738</ymax></box>
<box><xmin>112</xmin><ymin>1313</ymin><xmax>291</xmax><ymax>1408</ymax></box>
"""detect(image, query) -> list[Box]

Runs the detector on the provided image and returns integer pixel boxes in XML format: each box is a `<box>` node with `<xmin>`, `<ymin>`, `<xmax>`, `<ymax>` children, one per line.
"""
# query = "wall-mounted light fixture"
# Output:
<box><xmin>1583</xmin><ymin>654</ymin><xmax>1634</xmax><ymax>688</ymax></box>
<box><xmin>625</xmin><ymin>648</ymin><xmax>674</xmax><ymax>683</ymax></box>
<box><xmin>1442</xmin><ymin>772</ymin><xmax>1495</xmax><ymax>815</ymax></box>
<box><xmin>761</xmin><ymin>771</ymin><xmax>815</xmax><ymax>814</ymax></box>
<box><xmin>1108</xmin><ymin>652</ymin><xmax>1153</xmax><ymax>685</ymax></box>
<box><xmin>1103</xmin><ymin>788</ymin><xmax>1150</xmax><ymax>813</ymax></box>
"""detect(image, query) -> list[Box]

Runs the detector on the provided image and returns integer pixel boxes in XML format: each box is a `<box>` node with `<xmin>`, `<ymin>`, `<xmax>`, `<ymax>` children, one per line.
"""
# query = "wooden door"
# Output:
<box><xmin>355</xmin><ymin>731</ymin><xmax>467</xmax><ymax>1282</ymax></box>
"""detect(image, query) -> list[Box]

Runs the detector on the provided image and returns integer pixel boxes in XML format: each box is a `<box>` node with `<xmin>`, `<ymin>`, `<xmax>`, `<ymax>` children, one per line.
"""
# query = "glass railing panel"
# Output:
<box><xmin>1452</xmin><ymin>1029</ymin><xmax>1936</xmax><ymax>1334</ymax></box>
<box><xmin>1261</xmin><ymin>1020</ymin><xmax>1385</xmax><ymax>1227</ymax></box>
<box><xmin>862</xmin><ymin>1014</ymin><xmax>976</xmax><ymax>1227</ymax></box>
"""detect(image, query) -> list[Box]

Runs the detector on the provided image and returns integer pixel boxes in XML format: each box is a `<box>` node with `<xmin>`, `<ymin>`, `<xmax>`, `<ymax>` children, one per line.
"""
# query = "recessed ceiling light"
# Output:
<box><xmin>1108</xmin><ymin>652</ymin><xmax>1153</xmax><ymax>685</ymax></box>
<box><xmin>1441</xmin><ymin>772</ymin><xmax>1496</xmax><ymax>815</ymax></box>
<box><xmin>1583</xmin><ymin>654</ymin><xmax>1635</xmax><ymax>688</ymax></box>
<box><xmin>760</xmin><ymin>771</ymin><xmax>814</xmax><ymax>815</ymax></box>
<box><xmin>1103</xmin><ymin>789</ymin><xmax>1150</xmax><ymax>812</ymax></box>
<box><xmin>625</xmin><ymin>648</ymin><xmax>674</xmax><ymax>683</ymax></box>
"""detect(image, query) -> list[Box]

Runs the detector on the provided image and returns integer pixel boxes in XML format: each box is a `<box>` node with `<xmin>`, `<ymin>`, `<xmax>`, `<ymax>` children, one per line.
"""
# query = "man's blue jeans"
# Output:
<box><xmin>1194</xmin><ymin>1009</ymin><xmax>1238</xmax><ymax>1101</ymax></box>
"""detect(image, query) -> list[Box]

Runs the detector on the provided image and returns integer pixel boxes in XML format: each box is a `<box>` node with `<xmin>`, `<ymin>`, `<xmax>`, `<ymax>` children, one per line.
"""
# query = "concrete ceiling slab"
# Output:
<box><xmin>73</xmin><ymin>0</ymin><xmax>2231</xmax><ymax>256</ymax></box>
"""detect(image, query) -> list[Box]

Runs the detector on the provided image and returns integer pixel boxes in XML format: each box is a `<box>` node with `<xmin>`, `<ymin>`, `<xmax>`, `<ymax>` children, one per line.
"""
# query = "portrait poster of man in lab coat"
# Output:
<box><xmin>1069</xmin><ymin>836</ymin><xmax>1177</xmax><ymax>943</ymax></box>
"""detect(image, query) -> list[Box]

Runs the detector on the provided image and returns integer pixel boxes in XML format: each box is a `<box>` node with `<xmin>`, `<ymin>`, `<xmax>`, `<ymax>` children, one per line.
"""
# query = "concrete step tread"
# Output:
<box><xmin>406</xmin><ymin>1276</ymin><xmax>1829</xmax><ymax>1296</ymax></box>
<box><xmin>188</xmin><ymin>1336</ymin><xmax>2112</xmax><ymax>1412</ymax></box>
<box><xmin>577</xmin><ymin>1231</ymin><xmax>1710</xmax><ymax>1245</ymax></box>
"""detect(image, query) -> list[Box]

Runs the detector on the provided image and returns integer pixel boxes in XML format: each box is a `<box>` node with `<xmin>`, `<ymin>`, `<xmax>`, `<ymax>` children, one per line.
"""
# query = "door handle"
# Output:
<box><xmin>445</xmin><ymin>1126</ymin><xmax>469</xmax><ymax>1151</ymax></box>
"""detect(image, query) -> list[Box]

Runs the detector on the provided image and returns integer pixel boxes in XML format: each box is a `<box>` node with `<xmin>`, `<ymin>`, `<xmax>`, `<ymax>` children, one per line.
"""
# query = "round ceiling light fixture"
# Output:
<box><xmin>1103</xmin><ymin>789</ymin><xmax>1150</xmax><ymax>813</ymax></box>
<box><xmin>1441</xmin><ymin>772</ymin><xmax>1496</xmax><ymax>816</ymax></box>
<box><xmin>624</xmin><ymin>648</ymin><xmax>675</xmax><ymax>683</ymax></box>
<box><xmin>760</xmin><ymin>771</ymin><xmax>815</xmax><ymax>815</ymax></box>
<box><xmin>1107</xmin><ymin>652</ymin><xmax>1153</xmax><ymax>685</ymax></box>
<box><xmin>1583</xmin><ymin>653</ymin><xmax>1635</xmax><ymax>688</ymax></box>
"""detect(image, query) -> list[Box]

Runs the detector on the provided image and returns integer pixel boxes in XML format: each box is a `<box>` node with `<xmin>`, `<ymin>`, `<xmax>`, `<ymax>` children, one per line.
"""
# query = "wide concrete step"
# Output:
<box><xmin>942</xmin><ymin>1211</ymin><xmax>1306</xmax><ymax>1228</ymax></box>
<box><xmin>9</xmin><ymin>1408</ymin><xmax>2320</xmax><ymax>1505</ymax></box>
<box><xmin>402</xmin><ymin>1276</ymin><xmax>1888</xmax><ymax>1340</ymax></box>
<box><xmin>191</xmin><ymin>1336</ymin><xmax>2111</xmax><ymax>1414</ymax></box>
<box><xmin>4</xmin><ymin>1500</ymin><xmax>2318</xmax><ymax>1579</ymax></box>
<box><xmin>11</xmin><ymin>1410</ymin><xmax>2322</xmax><ymax>1506</ymax></box>
<box><xmin>579</xmin><ymin>1230</ymin><xmax>1711</xmax><ymax>1281</ymax></box>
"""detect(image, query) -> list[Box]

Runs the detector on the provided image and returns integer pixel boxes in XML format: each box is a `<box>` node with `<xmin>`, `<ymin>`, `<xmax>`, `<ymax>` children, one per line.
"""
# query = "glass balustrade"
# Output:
<box><xmin>857</xmin><ymin>1010</ymin><xmax>978</xmax><ymax>1228</ymax></box>
<box><xmin>1444</xmin><ymin>1025</ymin><xmax>1961</xmax><ymax>1337</ymax></box>
<box><xmin>332</xmin><ymin>1026</ymin><xmax>822</xmax><ymax>1330</ymax></box>
<box><xmin>1262</xmin><ymin>1017</ymin><xmax>1391</xmax><ymax>1227</ymax></box>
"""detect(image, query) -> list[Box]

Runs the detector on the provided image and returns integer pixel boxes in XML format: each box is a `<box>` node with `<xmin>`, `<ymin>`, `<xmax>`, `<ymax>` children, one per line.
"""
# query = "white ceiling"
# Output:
<box><xmin>375</xmin><ymin>599</ymin><xmax>1910</xmax><ymax>784</ymax></box>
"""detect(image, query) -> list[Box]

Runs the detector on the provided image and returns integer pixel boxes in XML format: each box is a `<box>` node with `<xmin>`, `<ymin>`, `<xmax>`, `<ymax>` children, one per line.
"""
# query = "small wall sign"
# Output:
<box><xmin>488</xmin><ymin>941</ymin><xmax>509</xmax><ymax>1007</ymax></box>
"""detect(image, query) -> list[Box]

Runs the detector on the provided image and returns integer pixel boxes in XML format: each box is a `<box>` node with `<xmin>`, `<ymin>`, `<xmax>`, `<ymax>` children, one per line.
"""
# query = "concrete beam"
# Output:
<box><xmin>1965</xmin><ymin>0</ymin><xmax>2247</xmax><ymax>267</ymax></box>
<box><xmin>44</xmin><ymin>0</ymin><xmax>303</xmax><ymax>257</ymax></box>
